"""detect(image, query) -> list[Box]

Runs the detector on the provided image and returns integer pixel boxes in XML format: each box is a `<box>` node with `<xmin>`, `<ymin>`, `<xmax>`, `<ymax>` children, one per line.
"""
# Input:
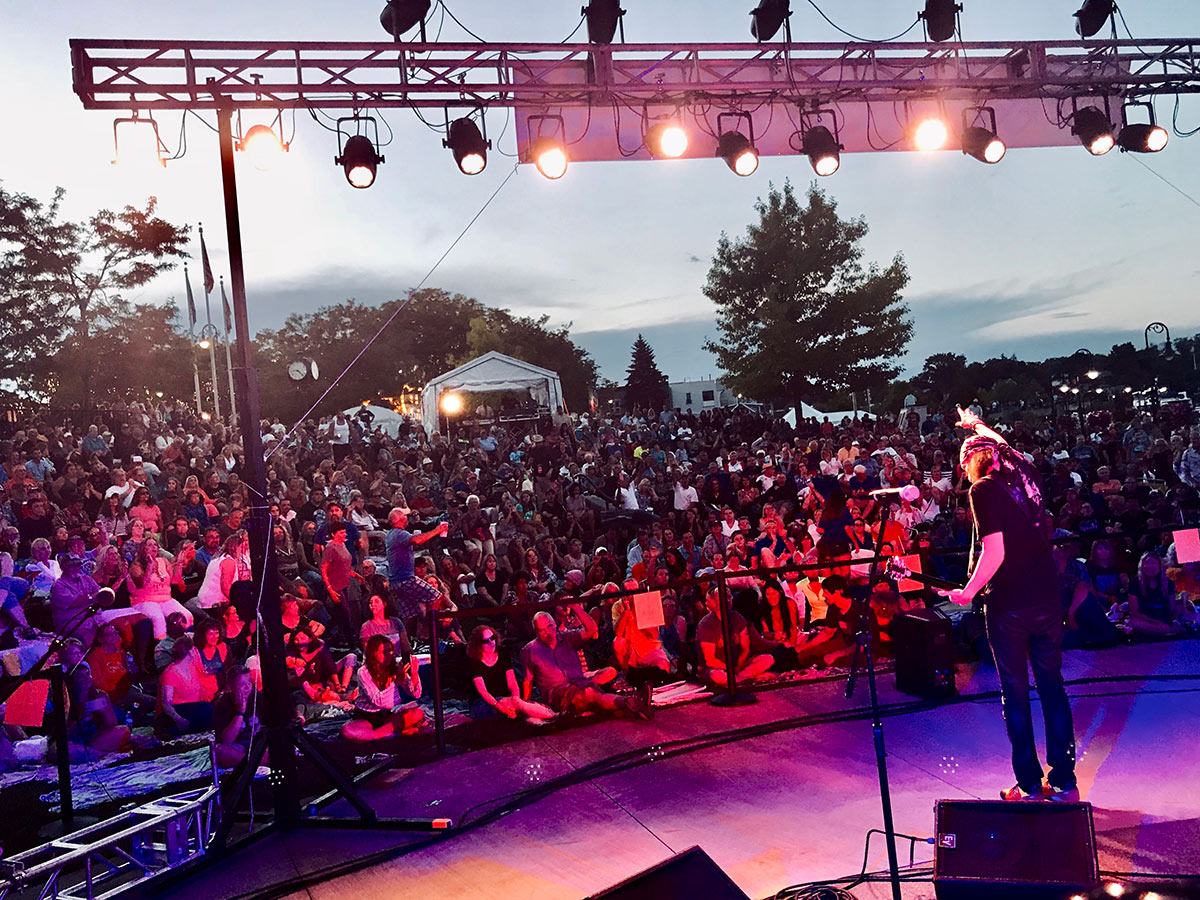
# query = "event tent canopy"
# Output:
<box><xmin>421</xmin><ymin>351</ymin><xmax>564</xmax><ymax>437</ymax></box>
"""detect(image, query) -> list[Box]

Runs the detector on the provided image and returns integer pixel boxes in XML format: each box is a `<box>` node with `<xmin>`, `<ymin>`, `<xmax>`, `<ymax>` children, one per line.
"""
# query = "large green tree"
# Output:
<box><xmin>703</xmin><ymin>181</ymin><xmax>911</xmax><ymax>414</ymax></box>
<box><xmin>912</xmin><ymin>352</ymin><xmax>969</xmax><ymax>404</ymax></box>
<box><xmin>623</xmin><ymin>334</ymin><xmax>670</xmax><ymax>410</ymax></box>
<box><xmin>0</xmin><ymin>184</ymin><xmax>189</xmax><ymax>401</ymax></box>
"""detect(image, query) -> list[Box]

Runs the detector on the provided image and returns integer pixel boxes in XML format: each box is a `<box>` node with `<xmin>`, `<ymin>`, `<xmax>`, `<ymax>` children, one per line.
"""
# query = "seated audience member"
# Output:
<box><xmin>127</xmin><ymin>537</ymin><xmax>192</xmax><ymax>639</ymax></box>
<box><xmin>85</xmin><ymin>621</ymin><xmax>153</xmax><ymax>715</ymax></box>
<box><xmin>521</xmin><ymin>608</ymin><xmax>649</xmax><ymax>718</ymax></box>
<box><xmin>1129</xmin><ymin>551</ymin><xmax>1192</xmax><ymax>636</ymax></box>
<box><xmin>466</xmin><ymin>625</ymin><xmax>555</xmax><ymax>722</ymax></box>
<box><xmin>219</xmin><ymin>601</ymin><xmax>255</xmax><ymax>660</ymax></box>
<box><xmin>287</xmin><ymin>625</ymin><xmax>356</xmax><ymax>710</ymax></box>
<box><xmin>213</xmin><ymin>664</ymin><xmax>258</xmax><ymax>767</ymax></box>
<box><xmin>696</xmin><ymin>587</ymin><xmax>774</xmax><ymax>689</ymax></box>
<box><xmin>153</xmin><ymin>612</ymin><xmax>192</xmax><ymax>673</ymax></box>
<box><xmin>195</xmin><ymin>617</ymin><xmax>231</xmax><ymax>684</ymax></box>
<box><xmin>64</xmin><ymin>649</ymin><xmax>132</xmax><ymax>756</ymax></box>
<box><xmin>1056</xmin><ymin>542</ymin><xmax>1120</xmax><ymax>650</ymax></box>
<box><xmin>611</xmin><ymin>588</ymin><xmax>672</xmax><ymax>678</ymax></box>
<box><xmin>798</xmin><ymin>574</ymin><xmax>871</xmax><ymax>668</ymax></box>
<box><xmin>342</xmin><ymin>634</ymin><xmax>424</xmax><ymax>740</ymax></box>
<box><xmin>156</xmin><ymin>636</ymin><xmax>217</xmax><ymax>739</ymax></box>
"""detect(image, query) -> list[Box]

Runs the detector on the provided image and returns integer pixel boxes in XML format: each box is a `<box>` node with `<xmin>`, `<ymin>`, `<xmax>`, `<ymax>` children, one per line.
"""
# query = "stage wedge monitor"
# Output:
<box><xmin>584</xmin><ymin>846</ymin><xmax>750</xmax><ymax>900</ymax></box>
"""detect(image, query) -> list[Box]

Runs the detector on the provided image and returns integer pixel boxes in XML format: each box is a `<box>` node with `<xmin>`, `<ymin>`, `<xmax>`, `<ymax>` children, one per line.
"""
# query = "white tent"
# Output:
<box><xmin>421</xmin><ymin>351</ymin><xmax>564</xmax><ymax>437</ymax></box>
<box><xmin>341</xmin><ymin>404</ymin><xmax>408</xmax><ymax>438</ymax></box>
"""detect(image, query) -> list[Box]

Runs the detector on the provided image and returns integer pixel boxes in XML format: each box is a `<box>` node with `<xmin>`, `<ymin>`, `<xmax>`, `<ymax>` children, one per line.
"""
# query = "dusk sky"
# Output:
<box><xmin>3</xmin><ymin>0</ymin><xmax>1199</xmax><ymax>389</ymax></box>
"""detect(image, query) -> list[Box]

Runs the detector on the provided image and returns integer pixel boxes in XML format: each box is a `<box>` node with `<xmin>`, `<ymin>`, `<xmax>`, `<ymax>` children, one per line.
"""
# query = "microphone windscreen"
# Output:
<box><xmin>900</xmin><ymin>484</ymin><xmax>922</xmax><ymax>503</ymax></box>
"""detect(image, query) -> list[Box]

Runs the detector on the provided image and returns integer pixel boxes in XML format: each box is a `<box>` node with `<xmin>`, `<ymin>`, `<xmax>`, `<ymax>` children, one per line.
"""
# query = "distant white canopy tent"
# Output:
<box><xmin>420</xmin><ymin>351</ymin><xmax>564</xmax><ymax>437</ymax></box>
<box><xmin>783</xmin><ymin>403</ymin><xmax>860</xmax><ymax>428</ymax></box>
<box><xmin>340</xmin><ymin>404</ymin><xmax>407</xmax><ymax>438</ymax></box>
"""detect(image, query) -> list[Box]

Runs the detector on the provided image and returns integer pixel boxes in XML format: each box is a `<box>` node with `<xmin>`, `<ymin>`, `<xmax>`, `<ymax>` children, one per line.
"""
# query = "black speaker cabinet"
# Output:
<box><xmin>584</xmin><ymin>846</ymin><xmax>750</xmax><ymax>900</ymax></box>
<box><xmin>892</xmin><ymin>607</ymin><xmax>957</xmax><ymax>698</ymax></box>
<box><xmin>933</xmin><ymin>799</ymin><xmax>1099</xmax><ymax>900</ymax></box>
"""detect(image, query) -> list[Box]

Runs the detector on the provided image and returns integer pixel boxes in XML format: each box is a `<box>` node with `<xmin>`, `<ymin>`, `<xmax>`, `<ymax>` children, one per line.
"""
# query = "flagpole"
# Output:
<box><xmin>220</xmin><ymin>276</ymin><xmax>238</xmax><ymax>428</ymax></box>
<box><xmin>185</xmin><ymin>264</ymin><xmax>204</xmax><ymax>415</ymax></box>
<box><xmin>199</xmin><ymin>223</ymin><xmax>222</xmax><ymax>421</ymax></box>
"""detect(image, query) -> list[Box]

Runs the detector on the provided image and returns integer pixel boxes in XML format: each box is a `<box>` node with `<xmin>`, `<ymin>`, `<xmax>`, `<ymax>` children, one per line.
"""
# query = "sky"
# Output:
<box><xmin>2</xmin><ymin>0</ymin><xmax>1199</xmax><ymax>389</ymax></box>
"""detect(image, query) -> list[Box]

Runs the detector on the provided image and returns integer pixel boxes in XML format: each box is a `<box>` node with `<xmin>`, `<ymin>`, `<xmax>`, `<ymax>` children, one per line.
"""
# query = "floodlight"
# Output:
<box><xmin>803</xmin><ymin>125</ymin><xmax>841</xmax><ymax>176</ymax></box>
<box><xmin>380</xmin><ymin>0</ymin><xmax>432</xmax><ymax>39</ymax></box>
<box><xmin>531</xmin><ymin>137</ymin><xmax>569</xmax><ymax>179</ymax></box>
<box><xmin>920</xmin><ymin>0</ymin><xmax>961</xmax><ymax>43</ymax></box>
<box><xmin>336</xmin><ymin>135</ymin><xmax>383</xmax><ymax>188</ymax></box>
<box><xmin>1074</xmin><ymin>0</ymin><xmax>1114</xmax><ymax>38</ymax></box>
<box><xmin>1072</xmin><ymin>107</ymin><xmax>1114</xmax><ymax>155</ymax></box>
<box><xmin>718</xmin><ymin>131</ymin><xmax>758</xmax><ymax>176</ymax></box>
<box><xmin>750</xmin><ymin>0</ymin><xmax>791</xmax><ymax>42</ymax></box>
<box><xmin>440</xmin><ymin>392</ymin><xmax>463</xmax><ymax>414</ymax></box>
<box><xmin>646</xmin><ymin>122</ymin><xmax>689</xmax><ymax>158</ymax></box>
<box><xmin>913</xmin><ymin>117</ymin><xmax>949</xmax><ymax>151</ymax></box>
<box><xmin>237</xmin><ymin>124</ymin><xmax>287</xmax><ymax>171</ymax></box>
<box><xmin>445</xmin><ymin>117</ymin><xmax>490</xmax><ymax>175</ymax></box>
<box><xmin>583</xmin><ymin>0</ymin><xmax>624</xmax><ymax>44</ymax></box>
<box><xmin>1117</xmin><ymin>123</ymin><xmax>1169</xmax><ymax>153</ymax></box>
<box><xmin>962</xmin><ymin>126</ymin><xmax>1005</xmax><ymax>163</ymax></box>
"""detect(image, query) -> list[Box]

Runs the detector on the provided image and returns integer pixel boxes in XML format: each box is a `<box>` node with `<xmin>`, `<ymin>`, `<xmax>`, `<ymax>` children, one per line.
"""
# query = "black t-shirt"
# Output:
<box><xmin>968</xmin><ymin>475</ymin><xmax>1057</xmax><ymax>612</ymax></box>
<box><xmin>467</xmin><ymin>656</ymin><xmax>511</xmax><ymax>701</ymax></box>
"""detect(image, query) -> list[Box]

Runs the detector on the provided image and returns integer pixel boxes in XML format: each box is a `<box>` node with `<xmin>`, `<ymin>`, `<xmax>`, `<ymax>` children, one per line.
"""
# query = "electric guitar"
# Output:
<box><xmin>884</xmin><ymin>557</ymin><xmax>965</xmax><ymax>592</ymax></box>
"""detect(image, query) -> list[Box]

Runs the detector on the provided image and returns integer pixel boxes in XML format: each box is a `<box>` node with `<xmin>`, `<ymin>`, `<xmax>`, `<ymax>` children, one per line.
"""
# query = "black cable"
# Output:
<box><xmin>560</xmin><ymin>14</ymin><xmax>586</xmax><ymax>43</ymax></box>
<box><xmin>437</xmin><ymin>0</ymin><xmax>486</xmax><ymax>42</ymax></box>
<box><xmin>805</xmin><ymin>1</ymin><xmax>921</xmax><ymax>43</ymax></box>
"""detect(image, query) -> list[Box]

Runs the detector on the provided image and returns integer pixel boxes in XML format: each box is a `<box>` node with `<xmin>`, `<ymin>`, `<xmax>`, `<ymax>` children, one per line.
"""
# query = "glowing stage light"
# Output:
<box><xmin>913</xmin><ymin>117</ymin><xmax>949</xmax><ymax>151</ymax></box>
<box><xmin>1117</xmin><ymin>123</ymin><xmax>1169</xmax><ymax>153</ymax></box>
<box><xmin>531</xmin><ymin>137</ymin><xmax>568</xmax><ymax>179</ymax></box>
<box><xmin>1074</xmin><ymin>0</ymin><xmax>1114</xmax><ymax>38</ymax></box>
<box><xmin>237</xmin><ymin>124</ymin><xmax>286</xmax><ymax>171</ymax></box>
<box><xmin>718</xmin><ymin>131</ymin><xmax>758</xmax><ymax>176</ymax></box>
<box><xmin>336</xmin><ymin>135</ymin><xmax>383</xmax><ymax>188</ymax></box>
<box><xmin>646</xmin><ymin>122</ymin><xmax>689</xmax><ymax>158</ymax></box>
<box><xmin>1072</xmin><ymin>107</ymin><xmax>1114</xmax><ymax>155</ymax></box>
<box><xmin>445</xmin><ymin>117</ymin><xmax>489</xmax><ymax>175</ymax></box>
<box><xmin>750</xmin><ymin>0</ymin><xmax>791</xmax><ymax>42</ymax></box>
<box><xmin>962</xmin><ymin>126</ymin><xmax>1006</xmax><ymax>163</ymax></box>
<box><xmin>803</xmin><ymin>125</ymin><xmax>841</xmax><ymax>176</ymax></box>
<box><xmin>111</xmin><ymin>116</ymin><xmax>167</xmax><ymax>169</ymax></box>
<box><xmin>920</xmin><ymin>0</ymin><xmax>961</xmax><ymax>43</ymax></box>
<box><xmin>440</xmin><ymin>392</ymin><xmax>463</xmax><ymax>414</ymax></box>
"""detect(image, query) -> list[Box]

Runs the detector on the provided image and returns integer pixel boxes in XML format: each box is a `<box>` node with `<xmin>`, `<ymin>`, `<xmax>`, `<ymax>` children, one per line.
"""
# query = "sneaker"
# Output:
<box><xmin>621</xmin><ymin>694</ymin><xmax>652</xmax><ymax>721</ymax></box>
<box><xmin>1000</xmin><ymin>784</ymin><xmax>1045</xmax><ymax>801</ymax></box>
<box><xmin>1046</xmin><ymin>785</ymin><xmax>1080</xmax><ymax>803</ymax></box>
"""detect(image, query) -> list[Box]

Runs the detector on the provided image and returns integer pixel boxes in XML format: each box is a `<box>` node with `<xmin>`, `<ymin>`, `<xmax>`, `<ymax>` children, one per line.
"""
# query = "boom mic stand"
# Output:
<box><xmin>844</xmin><ymin>499</ymin><xmax>903</xmax><ymax>900</ymax></box>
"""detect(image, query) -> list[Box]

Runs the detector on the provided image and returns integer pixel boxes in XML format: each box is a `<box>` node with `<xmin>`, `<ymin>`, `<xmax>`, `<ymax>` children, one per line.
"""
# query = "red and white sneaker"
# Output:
<box><xmin>1046</xmin><ymin>785</ymin><xmax>1081</xmax><ymax>803</ymax></box>
<box><xmin>1000</xmin><ymin>784</ymin><xmax>1046</xmax><ymax>801</ymax></box>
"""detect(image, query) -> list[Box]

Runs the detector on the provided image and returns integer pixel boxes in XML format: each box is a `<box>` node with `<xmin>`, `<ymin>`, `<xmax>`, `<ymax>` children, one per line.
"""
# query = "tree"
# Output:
<box><xmin>623</xmin><ymin>334</ymin><xmax>670</xmax><ymax>410</ymax></box>
<box><xmin>703</xmin><ymin>181</ymin><xmax>910</xmax><ymax>414</ymax></box>
<box><xmin>0</xmin><ymin>184</ymin><xmax>189</xmax><ymax>400</ymax></box>
<box><xmin>912</xmin><ymin>353</ymin><xmax>969</xmax><ymax>405</ymax></box>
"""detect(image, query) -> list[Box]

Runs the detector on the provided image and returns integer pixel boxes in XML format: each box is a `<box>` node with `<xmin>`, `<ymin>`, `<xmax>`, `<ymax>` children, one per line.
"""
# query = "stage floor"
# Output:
<box><xmin>162</xmin><ymin>639</ymin><xmax>1200</xmax><ymax>900</ymax></box>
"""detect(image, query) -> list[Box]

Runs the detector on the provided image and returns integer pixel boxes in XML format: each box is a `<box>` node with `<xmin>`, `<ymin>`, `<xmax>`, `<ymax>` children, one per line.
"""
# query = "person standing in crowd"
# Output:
<box><xmin>386</xmin><ymin>507</ymin><xmax>449</xmax><ymax>641</ymax></box>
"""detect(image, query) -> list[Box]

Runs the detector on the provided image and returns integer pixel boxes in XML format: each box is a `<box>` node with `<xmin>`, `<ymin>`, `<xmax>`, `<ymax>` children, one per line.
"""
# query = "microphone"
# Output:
<box><xmin>868</xmin><ymin>484</ymin><xmax>921</xmax><ymax>502</ymax></box>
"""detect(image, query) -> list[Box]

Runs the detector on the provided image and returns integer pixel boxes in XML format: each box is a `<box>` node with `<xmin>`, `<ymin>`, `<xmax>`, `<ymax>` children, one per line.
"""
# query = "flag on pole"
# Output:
<box><xmin>200</xmin><ymin>229</ymin><xmax>215</xmax><ymax>295</ymax></box>
<box><xmin>221</xmin><ymin>279</ymin><xmax>233</xmax><ymax>333</ymax></box>
<box><xmin>184</xmin><ymin>265</ymin><xmax>197</xmax><ymax>328</ymax></box>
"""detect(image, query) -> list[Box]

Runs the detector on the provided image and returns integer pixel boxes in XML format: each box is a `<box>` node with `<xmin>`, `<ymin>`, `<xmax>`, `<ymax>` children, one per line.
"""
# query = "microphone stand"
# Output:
<box><xmin>844</xmin><ymin>498</ymin><xmax>903</xmax><ymax>900</ymax></box>
<box><xmin>0</xmin><ymin>592</ymin><xmax>111</xmax><ymax>831</ymax></box>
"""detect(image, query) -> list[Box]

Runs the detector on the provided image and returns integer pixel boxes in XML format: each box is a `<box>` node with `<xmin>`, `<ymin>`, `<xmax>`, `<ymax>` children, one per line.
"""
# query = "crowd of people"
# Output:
<box><xmin>0</xmin><ymin>392</ymin><xmax>1198</xmax><ymax>773</ymax></box>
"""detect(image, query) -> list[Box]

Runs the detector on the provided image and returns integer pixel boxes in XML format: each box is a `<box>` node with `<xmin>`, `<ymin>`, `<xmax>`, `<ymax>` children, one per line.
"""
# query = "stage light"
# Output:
<box><xmin>440</xmin><ymin>392</ymin><xmax>463</xmax><ymax>414</ymax></box>
<box><xmin>583</xmin><ymin>0</ymin><xmax>624</xmax><ymax>44</ymax></box>
<box><xmin>531</xmin><ymin>137</ymin><xmax>568</xmax><ymax>179</ymax></box>
<box><xmin>335</xmin><ymin>135</ymin><xmax>383</xmax><ymax>188</ymax></box>
<box><xmin>913</xmin><ymin>117</ymin><xmax>949</xmax><ymax>151</ymax></box>
<box><xmin>237</xmin><ymin>124</ymin><xmax>286</xmax><ymax>171</ymax></box>
<box><xmin>380</xmin><ymin>0</ymin><xmax>432</xmax><ymax>39</ymax></box>
<box><xmin>1104</xmin><ymin>883</ymin><xmax>1125</xmax><ymax>898</ymax></box>
<box><xmin>646</xmin><ymin>122</ymin><xmax>689</xmax><ymax>158</ymax></box>
<box><xmin>445</xmin><ymin>117</ymin><xmax>489</xmax><ymax>174</ymax></box>
<box><xmin>750</xmin><ymin>0</ymin><xmax>791</xmax><ymax>42</ymax></box>
<box><xmin>1086</xmin><ymin>369</ymin><xmax>1100</xmax><ymax>379</ymax></box>
<box><xmin>1117</xmin><ymin>123</ymin><xmax>1169</xmax><ymax>153</ymax></box>
<box><xmin>718</xmin><ymin>131</ymin><xmax>758</xmax><ymax>176</ymax></box>
<box><xmin>1074</xmin><ymin>0</ymin><xmax>1114</xmax><ymax>38</ymax></box>
<box><xmin>1072</xmin><ymin>107</ymin><xmax>1114</xmax><ymax>155</ymax></box>
<box><xmin>803</xmin><ymin>125</ymin><xmax>841</xmax><ymax>176</ymax></box>
<box><xmin>111</xmin><ymin>115</ymin><xmax>168</xmax><ymax>168</ymax></box>
<box><xmin>920</xmin><ymin>0</ymin><xmax>961</xmax><ymax>43</ymax></box>
<box><xmin>962</xmin><ymin>126</ymin><xmax>1005</xmax><ymax>163</ymax></box>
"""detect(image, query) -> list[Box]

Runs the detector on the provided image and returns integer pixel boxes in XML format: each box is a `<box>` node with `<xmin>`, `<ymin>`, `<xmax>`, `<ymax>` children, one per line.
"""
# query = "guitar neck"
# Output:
<box><xmin>889</xmin><ymin>567</ymin><xmax>964</xmax><ymax>592</ymax></box>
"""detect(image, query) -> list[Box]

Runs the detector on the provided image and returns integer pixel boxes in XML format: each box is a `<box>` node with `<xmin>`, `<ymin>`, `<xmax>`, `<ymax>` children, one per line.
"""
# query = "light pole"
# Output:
<box><xmin>198</xmin><ymin>323</ymin><xmax>221</xmax><ymax>420</ymax></box>
<box><xmin>1144</xmin><ymin>321</ymin><xmax>1171</xmax><ymax>350</ymax></box>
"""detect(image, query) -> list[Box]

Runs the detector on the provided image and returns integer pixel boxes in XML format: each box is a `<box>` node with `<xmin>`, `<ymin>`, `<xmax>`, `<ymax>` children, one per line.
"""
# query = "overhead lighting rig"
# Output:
<box><xmin>444</xmin><ymin>114</ymin><xmax>490</xmax><ymax>175</ymax></box>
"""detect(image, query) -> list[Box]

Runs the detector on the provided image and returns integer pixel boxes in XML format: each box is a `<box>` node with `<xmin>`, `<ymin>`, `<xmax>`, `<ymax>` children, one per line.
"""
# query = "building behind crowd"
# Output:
<box><xmin>669</xmin><ymin>378</ymin><xmax>737</xmax><ymax>413</ymax></box>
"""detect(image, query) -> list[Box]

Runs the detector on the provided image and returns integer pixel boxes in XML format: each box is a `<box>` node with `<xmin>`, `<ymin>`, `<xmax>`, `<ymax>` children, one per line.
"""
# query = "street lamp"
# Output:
<box><xmin>1144</xmin><ymin>321</ymin><xmax>1171</xmax><ymax>350</ymax></box>
<box><xmin>198</xmin><ymin>323</ymin><xmax>221</xmax><ymax>420</ymax></box>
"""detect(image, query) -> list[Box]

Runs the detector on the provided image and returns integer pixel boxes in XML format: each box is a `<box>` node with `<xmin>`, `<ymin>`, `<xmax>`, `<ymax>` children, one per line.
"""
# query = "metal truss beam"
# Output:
<box><xmin>70</xmin><ymin>38</ymin><xmax>1200</xmax><ymax>112</ymax></box>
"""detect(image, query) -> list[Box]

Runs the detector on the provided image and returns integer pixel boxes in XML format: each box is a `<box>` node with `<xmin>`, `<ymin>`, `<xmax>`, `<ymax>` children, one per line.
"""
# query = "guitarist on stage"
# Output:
<box><xmin>937</xmin><ymin>406</ymin><xmax>1078</xmax><ymax>803</ymax></box>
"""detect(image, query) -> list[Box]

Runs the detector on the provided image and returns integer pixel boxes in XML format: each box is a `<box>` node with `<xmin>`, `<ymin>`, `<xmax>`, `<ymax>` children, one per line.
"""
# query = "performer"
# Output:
<box><xmin>386</xmin><ymin>507</ymin><xmax>449</xmax><ymax>640</ymax></box>
<box><xmin>938</xmin><ymin>406</ymin><xmax>1078</xmax><ymax>802</ymax></box>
